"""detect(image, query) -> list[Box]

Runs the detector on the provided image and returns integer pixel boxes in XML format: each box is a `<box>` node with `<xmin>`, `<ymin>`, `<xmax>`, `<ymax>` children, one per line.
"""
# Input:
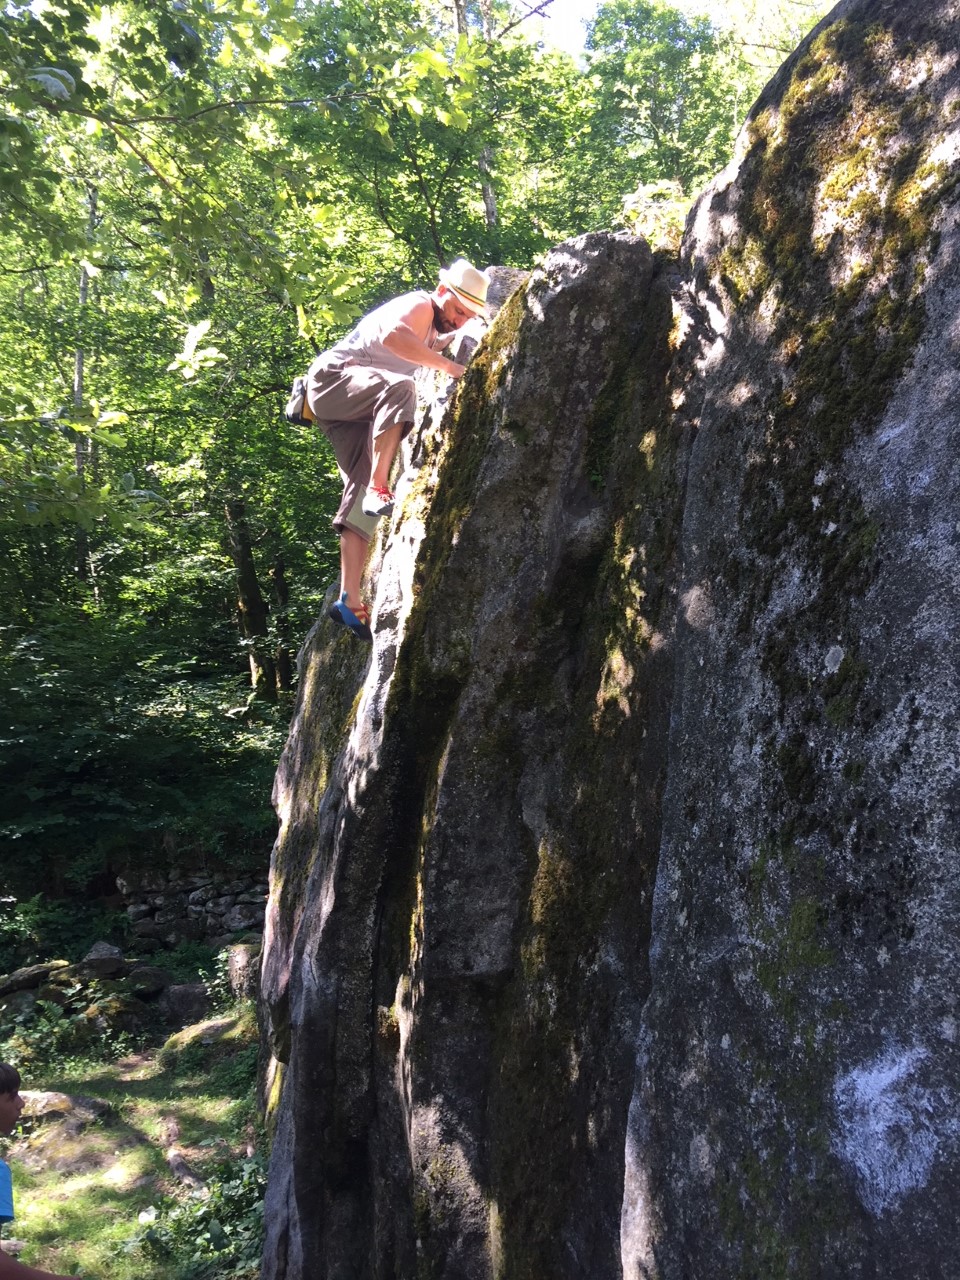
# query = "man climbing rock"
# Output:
<box><xmin>306</xmin><ymin>258</ymin><xmax>489</xmax><ymax>641</ymax></box>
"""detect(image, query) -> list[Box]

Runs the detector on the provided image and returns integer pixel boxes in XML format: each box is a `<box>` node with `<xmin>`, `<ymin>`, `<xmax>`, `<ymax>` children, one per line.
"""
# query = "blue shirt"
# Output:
<box><xmin>0</xmin><ymin>1159</ymin><xmax>13</xmax><ymax>1223</ymax></box>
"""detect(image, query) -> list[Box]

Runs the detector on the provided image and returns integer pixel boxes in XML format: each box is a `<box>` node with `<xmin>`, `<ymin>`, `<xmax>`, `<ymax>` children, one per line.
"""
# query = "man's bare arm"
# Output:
<box><xmin>0</xmin><ymin>1250</ymin><xmax>79</xmax><ymax>1280</ymax></box>
<box><xmin>382</xmin><ymin>297</ymin><xmax>466</xmax><ymax>377</ymax></box>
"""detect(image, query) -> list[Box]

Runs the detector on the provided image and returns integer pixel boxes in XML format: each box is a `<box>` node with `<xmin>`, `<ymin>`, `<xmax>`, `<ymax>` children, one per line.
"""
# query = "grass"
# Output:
<box><xmin>1</xmin><ymin>1003</ymin><xmax>263</xmax><ymax>1280</ymax></box>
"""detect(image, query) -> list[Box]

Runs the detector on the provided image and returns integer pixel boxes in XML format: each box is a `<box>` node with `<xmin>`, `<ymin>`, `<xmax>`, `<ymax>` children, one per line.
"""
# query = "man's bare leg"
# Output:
<box><xmin>340</xmin><ymin>527</ymin><xmax>368</xmax><ymax>609</ymax></box>
<box><xmin>370</xmin><ymin>421</ymin><xmax>407</xmax><ymax>491</ymax></box>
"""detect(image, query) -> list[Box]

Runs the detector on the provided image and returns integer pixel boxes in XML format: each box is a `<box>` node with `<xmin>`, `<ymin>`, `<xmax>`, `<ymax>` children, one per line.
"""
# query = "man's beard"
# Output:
<box><xmin>432</xmin><ymin>300</ymin><xmax>457</xmax><ymax>333</ymax></box>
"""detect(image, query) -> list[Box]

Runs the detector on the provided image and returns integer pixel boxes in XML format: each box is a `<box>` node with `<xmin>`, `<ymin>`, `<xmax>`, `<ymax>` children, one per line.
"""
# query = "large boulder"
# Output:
<box><xmin>0</xmin><ymin>961</ymin><xmax>69</xmax><ymax>997</ymax></box>
<box><xmin>158</xmin><ymin>983</ymin><xmax>210</xmax><ymax>1027</ymax></box>
<box><xmin>259</xmin><ymin>2</ymin><xmax>960</xmax><ymax>1275</ymax></box>
<box><xmin>261</xmin><ymin>233</ymin><xmax>683</xmax><ymax>1279</ymax></box>
<box><xmin>77</xmin><ymin>941</ymin><xmax>126</xmax><ymax>977</ymax></box>
<box><xmin>123</xmin><ymin>965</ymin><xmax>173</xmax><ymax>998</ymax></box>
<box><xmin>226</xmin><ymin>942</ymin><xmax>261</xmax><ymax>1001</ymax></box>
<box><xmin>622</xmin><ymin>1</ymin><xmax>960</xmax><ymax>1275</ymax></box>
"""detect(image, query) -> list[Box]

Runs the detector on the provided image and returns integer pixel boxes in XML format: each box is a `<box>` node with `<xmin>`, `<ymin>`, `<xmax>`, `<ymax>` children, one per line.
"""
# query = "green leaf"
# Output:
<box><xmin>90</xmin><ymin>429</ymin><xmax>126</xmax><ymax>447</ymax></box>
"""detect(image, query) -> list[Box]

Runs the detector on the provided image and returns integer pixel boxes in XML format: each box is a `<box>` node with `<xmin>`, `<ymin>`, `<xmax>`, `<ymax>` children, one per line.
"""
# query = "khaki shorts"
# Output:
<box><xmin>306</xmin><ymin>357</ymin><xmax>416</xmax><ymax>541</ymax></box>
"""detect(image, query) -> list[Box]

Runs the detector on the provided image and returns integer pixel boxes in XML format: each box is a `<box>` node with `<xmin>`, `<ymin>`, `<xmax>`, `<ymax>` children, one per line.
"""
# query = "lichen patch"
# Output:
<box><xmin>831</xmin><ymin>1044</ymin><xmax>951</xmax><ymax>1215</ymax></box>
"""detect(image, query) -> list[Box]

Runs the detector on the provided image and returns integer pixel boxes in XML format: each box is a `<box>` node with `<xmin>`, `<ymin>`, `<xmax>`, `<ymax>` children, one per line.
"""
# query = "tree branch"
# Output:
<box><xmin>41</xmin><ymin>92</ymin><xmax>367</xmax><ymax>130</ymax></box>
<box><xmin>495</xmin><ymin>0</ymin><xmax>556</xmax><ymax>41</ymax></box>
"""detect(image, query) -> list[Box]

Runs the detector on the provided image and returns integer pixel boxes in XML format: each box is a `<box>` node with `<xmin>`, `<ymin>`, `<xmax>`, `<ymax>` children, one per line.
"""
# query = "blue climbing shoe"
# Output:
<box><xmin>328</xmin><ymin>593</ymin><xmax>372</xmax><ymax>641</ymax></box>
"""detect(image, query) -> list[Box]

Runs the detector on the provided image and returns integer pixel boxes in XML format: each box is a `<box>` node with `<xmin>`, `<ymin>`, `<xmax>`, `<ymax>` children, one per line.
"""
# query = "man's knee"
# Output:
<box><xmin>373</xmin><ymin>420</ymin><xmax>405</xmax><ymax>445</ymax></box>
<box><xmin>375</xmin><ymin>376</ymin><xmax>417</xmax><ymax>428</ymax></box>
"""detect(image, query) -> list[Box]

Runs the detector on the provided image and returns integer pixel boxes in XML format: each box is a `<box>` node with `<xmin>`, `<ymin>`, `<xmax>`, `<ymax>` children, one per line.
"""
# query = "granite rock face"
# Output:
<box><xmin>623</xmin><ymin>1</ymin><xmax>960</xmax><ymax>1275</ymax></box>
<box><xmin>260</xmin><ymin>1</ymin><xmax>960</xmax><ymax>1275</ymax></box>
<box><xmin>261</xmin><ymin>232</ymin><xmax>684</xmax><ymax>1279</ymax></box>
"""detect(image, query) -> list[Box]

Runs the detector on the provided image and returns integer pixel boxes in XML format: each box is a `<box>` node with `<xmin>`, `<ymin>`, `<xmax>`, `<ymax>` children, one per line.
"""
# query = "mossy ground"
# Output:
<box><xmin>2</xmin><ymin>1004</ymin><xmax>261</xmax><ymax>1280</ymax></box>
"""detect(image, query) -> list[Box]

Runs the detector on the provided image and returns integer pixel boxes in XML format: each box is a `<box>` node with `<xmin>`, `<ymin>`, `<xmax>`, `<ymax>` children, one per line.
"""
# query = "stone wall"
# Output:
<box><xmin>117</xmin><ymin>869</ymin><xmax>267</xmax><ymax>950</ymax></box>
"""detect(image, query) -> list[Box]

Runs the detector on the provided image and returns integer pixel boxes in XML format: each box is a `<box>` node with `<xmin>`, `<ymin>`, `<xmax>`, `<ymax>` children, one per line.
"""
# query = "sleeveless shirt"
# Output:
<box><xmin>326</xmin><ymin>290</ymin><xmax>452</xmax><ymax>376</ymax></box>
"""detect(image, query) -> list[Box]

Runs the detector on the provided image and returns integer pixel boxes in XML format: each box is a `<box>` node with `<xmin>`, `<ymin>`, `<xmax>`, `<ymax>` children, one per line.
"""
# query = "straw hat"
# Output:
<box><xmin>438</xmin><ymin>258</ymin><xmax>489</xmax><ymax>314</ymax></box>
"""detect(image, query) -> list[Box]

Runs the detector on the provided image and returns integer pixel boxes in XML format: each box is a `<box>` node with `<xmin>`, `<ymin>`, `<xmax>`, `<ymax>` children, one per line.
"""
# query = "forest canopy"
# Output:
<box><xmin>0</xmin><ymin>0</ymin><xmax>828</xmax><ymax>949</ymax></box>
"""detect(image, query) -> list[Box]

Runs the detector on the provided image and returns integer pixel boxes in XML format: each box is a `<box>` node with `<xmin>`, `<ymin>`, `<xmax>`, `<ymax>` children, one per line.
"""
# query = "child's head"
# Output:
<box><xmin>0</xmin><ymin>1064</ymin><xmax>23</xmax><ymax>1136</ymax></box>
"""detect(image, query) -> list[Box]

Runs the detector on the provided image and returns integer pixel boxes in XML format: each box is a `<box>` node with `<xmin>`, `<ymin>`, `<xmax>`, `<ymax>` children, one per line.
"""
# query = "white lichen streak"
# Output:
<box><xmin>831</xmin><ymin>1044</ymin><xmax>955</xmax><ymax>1215</ymax></box>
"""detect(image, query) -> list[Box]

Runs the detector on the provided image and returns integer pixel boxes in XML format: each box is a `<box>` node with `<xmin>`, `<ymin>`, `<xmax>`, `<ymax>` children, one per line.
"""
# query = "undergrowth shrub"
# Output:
<box><xmin>199</xmin><ymin>948</ymin><xmax>236</xmax><ymax>1012</ymax></box>
<box><xmin>205</xmin><ymin>1043</ymin><xmax>260</xmax><ymax>1100</ymax></box>
<box><xmin>129</xmin><ymin>1152</ymin><xmax>266</xmax><ymax>1278</ymax></box>
<box><xmin>0</xmin><ymin>978</ymin><xmax>144</xmax><ymax>1072</ymax></box>
<box><xmin>163</xmin><ymin>940</ymin><xmax>221</xmax><ymax>986</ymax></box>
<box><xmin>0</xmin><ymin>896</ymin><xmax>130</xmax><ymax>973</ymax></box>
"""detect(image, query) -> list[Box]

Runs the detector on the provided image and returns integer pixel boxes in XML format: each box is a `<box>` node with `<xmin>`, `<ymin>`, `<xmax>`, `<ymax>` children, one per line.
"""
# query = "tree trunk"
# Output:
<box><xmin>270</xmin><ymin>549</ymin><xmax>294</xmax><ymax>693</ymax></box>
<box><xmin>224</xmin><ymin>498</ymin><xmax>277</xmax><ymax>702</ymax></box>
<box><xmin>73</xmin><ymin>184</ymin><xmax>103</xmax><ymax>589</ymax></box>
<box><xmin>448</xmin><ymin>1</ymin><xmax>498</xmax><ymax>231</ymax></box>
<box><xmin>198</xmin><ymin>246</ymin><xmax>216</xmax><ymax>304</ymax></box>
<box><xmin>73</xmin><ymin>220</ymin><xmax>91</xmax><ymax>583</ymax></box>
<box><xmin>480</xmin><ymin>146</ymin><xmax>498</xmax><ymax>228</ymax></box>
